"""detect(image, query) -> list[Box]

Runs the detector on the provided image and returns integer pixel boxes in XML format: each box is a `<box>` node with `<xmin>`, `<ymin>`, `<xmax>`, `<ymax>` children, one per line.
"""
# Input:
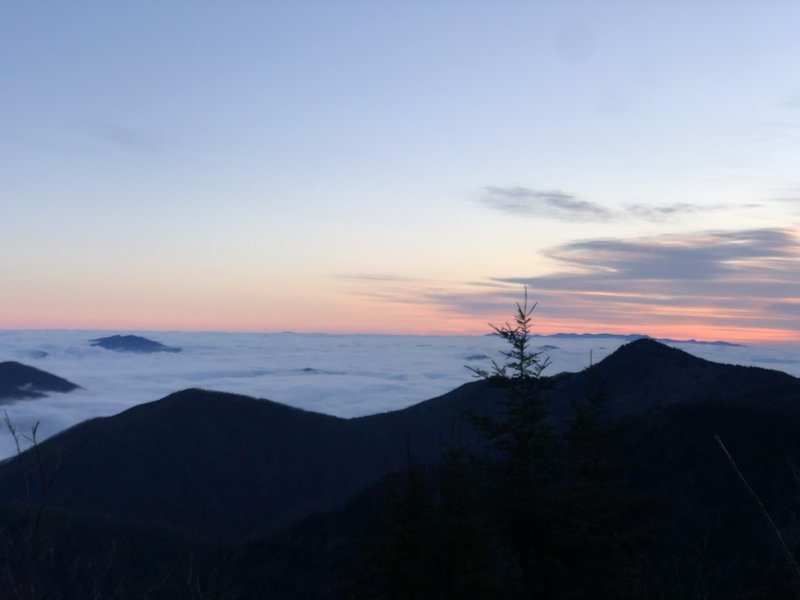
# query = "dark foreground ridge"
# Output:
<box><xmin>0</xmin><ymin>381</ymin><xmax>505</xmax><ymax>542</ymax></box>
<box><xmin>0</xmin><ymin>361</ymin><xmax>80</xmax><ymax>402</ymax></box>
<box><xmin>1</xmin><ymin>339</ymin><xmax>800</xmax><ymax>598</ymax></box>
<box><xmin>89</xmin><ymin>334</ymin><xmax>182</xmax><ymax>353</ymax></box>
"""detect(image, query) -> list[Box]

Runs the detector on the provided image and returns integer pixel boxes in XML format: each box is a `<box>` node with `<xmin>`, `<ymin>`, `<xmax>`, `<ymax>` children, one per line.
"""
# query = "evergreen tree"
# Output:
<box><xmin>470</xmin><ymin>291</ymin><xmax>648</xmax><ymax>598</ymax></box>
<box><xmin>360</xmin><ymin>291</ymin><xmax>650</xmax><ymax>598</ymax></box>
<box><xmin>468</xmin><ymin>290</ymin><xmax>565</xmax><ymax>596</ymax></box>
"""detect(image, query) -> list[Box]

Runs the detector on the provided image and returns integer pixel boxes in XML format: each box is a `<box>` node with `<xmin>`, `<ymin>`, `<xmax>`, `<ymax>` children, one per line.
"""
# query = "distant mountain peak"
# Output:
<box><xmin>535</xmin><ymin>332</ymin><xmax>744</xmax><ymax>347</ymax></box>
<box><xmin>0</xmin><ymin>361</ymin><xmax>80</xmax><ymax>402</ymax></box>
<box><xmin>616</xmin><ymin>337</ymin><xmax>682</xmax><ymax>352</ymax></box>
<box><xmin>599</xmin><ymin>337</ymin><xmax>703</xmax><ymax>367</ymax></box>
<box><xmin>544</xmin><ymin>337</ymin><xmax>800</xmax><ymax>423</ymax></box>
<box><xmin>90</xmin><ymin>335</ymin><xmax>182</xmax><ymax>353</ymax></box>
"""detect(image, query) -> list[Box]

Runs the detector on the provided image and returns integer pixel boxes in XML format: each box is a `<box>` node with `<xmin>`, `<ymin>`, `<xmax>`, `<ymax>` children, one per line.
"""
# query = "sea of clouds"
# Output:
<box><xmin>0</xmin><ymin>330</ymin><xmax>798</xmax><ymax>460</ymax></box>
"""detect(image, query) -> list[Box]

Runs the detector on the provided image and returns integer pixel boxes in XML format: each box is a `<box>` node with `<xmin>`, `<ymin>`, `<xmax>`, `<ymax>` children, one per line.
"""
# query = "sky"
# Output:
<box><xmin>2</xmin><ymin>1</ymin><xmax>799</xmax><ymax>342</ymax></box>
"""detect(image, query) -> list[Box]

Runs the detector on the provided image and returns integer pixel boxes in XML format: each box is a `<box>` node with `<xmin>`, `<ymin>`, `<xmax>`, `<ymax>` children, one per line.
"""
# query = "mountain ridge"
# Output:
<box><xmin>0</xmin><ymin>339</ymin><xmax>797</xmax><ymax>543</ymax></box>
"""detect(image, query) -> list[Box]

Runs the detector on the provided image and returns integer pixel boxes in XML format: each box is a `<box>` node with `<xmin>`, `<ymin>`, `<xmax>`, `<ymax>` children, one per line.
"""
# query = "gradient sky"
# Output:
<box><xmin>2</xmin><ymin>2</ymin><xmax>799</xmax><ymax>342</ymax></box>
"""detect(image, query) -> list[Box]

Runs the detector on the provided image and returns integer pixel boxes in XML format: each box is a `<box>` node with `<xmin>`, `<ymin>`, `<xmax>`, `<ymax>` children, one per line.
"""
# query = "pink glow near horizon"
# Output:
<box><xmin>4</xmin><ymin>227</ymin><xmax>798</xmax><ymax>345</ymax></box>
<box><xmin>4</xmin><ymin>303</ymin><xmax>796</xmax><ymax>345</ymax></box>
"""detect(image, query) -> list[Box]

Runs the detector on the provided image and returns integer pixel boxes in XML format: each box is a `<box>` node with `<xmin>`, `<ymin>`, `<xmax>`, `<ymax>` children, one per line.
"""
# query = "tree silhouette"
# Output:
<box><xmin>466</xmin><ymin>290</ymin><xmax>565</xmax><ymax>596</ymax></box>
<box><xmin>468</xmin><ymin>291</ymin><xmax>647</xmax><ymax>597</ymax></box>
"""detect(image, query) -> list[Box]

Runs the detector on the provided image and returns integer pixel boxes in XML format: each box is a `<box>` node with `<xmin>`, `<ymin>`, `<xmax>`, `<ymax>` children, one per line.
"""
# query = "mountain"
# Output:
<box><xmin>0</xmin><ymin>381</ymin><xmax>504</xmax><ymax>542</ymax></box>
<box><xmin>89</xmin><ymin>334</ymin><xmax>182</xmax><ymax>353</ymax></box>
<box><xmin>223</xmin><ymin>393</ymin><xmax>800</xmax><ymax>599</ymax></box>
<box><xmin>0</xmin><ymin>339</ymin><xmax>797</xmax><ymax>546</ymax></box>
<box><xmin>547</xmin><ymin>338</ymin><xmax>800</xmax><ymax>419</ymax></box>
<box><xmin>0</xmin><ymin>361</ymin><xmax>80</xmax><ymax>402</ymax></box>
<box><xmin>536</xmin><ymin>332</ymin><xmax>744</xmax><ymax>347</ymax></box>
<box><xmin>1</xmin><ymin>339</ymin><xmax>800</xmax><ymax>597</ymax></box>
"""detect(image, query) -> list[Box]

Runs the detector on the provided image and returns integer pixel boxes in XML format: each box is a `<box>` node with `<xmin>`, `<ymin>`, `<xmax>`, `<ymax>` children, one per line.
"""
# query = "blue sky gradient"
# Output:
<box><xmin>2</xmin><ymin>2</ymin><xmax>799</xmax><ymax>340</ymax></box>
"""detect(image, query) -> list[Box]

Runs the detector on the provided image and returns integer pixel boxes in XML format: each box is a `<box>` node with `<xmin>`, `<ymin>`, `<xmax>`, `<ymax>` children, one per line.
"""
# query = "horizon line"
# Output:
<box><xmin>0</xmin><ymin>326</ymin><xmax>767</xmax><ymax>346</ymax></box>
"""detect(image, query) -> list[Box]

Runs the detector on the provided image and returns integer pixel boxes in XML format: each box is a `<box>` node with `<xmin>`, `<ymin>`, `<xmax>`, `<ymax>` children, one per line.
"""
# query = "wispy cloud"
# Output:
<box><xmin>479</xmin><ymin>186</ymin><xmax>758</xmax><ymax>223</ymax></box>
<box><xmin>82</xmin><ymin>122</ymin><xmax>159</xmax><ymax>152</ymax></box>
<box><xmin>625</xmin><ymin>202</ymin><xmax>732</xmax><ymax>222</ymax></box>
<box><xmin>344</xmin><ymin>227</ymin><xmax>800</xmax><ymax>341</ymax></box>
<box><xmin>480</xmin><ymin>186</ymin><xmax>612</xmax><ymax>221</ymax></box>
<box><xmin>539</xmin><ymin>228</ymin><xmax>799</xmax><ymax>282</ymax></box>
<box><xmin>336</xmin><ymin>273</ymin><xmax>416</xmax><ymax>283</ymax></box>
<box><xmin>494</xmin><ymin>228</ymin><xmax>800</xmax><ymax>338</ymax></box>
<box><xmin>767</xmin><ymin>302</ymin><xmax>800</xmax><ymax>316</ymax></box>
<box><xmin>775</xmin><ymin>197</ymin><xmax>800</xmax><ymax>215</ymax></box>
<box><xmin>779</xmin><ymin>93</ymin><xmax>800</xmax><ymax>110</ymax></box>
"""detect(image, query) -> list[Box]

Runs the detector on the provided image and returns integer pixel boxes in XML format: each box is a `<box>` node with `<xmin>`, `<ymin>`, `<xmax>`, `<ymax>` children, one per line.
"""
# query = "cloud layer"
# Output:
<box><xmin>2</xmin><ymin>329</ymin><xmax>798</xmax><ymax>461</ymax></box>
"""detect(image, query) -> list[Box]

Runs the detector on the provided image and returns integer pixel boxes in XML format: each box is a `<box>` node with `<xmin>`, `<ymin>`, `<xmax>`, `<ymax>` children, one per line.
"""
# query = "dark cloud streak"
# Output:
<box><xmin>480</xmin><ymin>186</ymin><xmax>612</xmax><ymax>221</ymax></box>
<box><xmin>495</xmin><ymin>228</ymin><xmax>800</xmax><ymax>333</ymax></box>
<box><xmin>479</xmin><ymin>186</ymin><xmax>759</xmax><ymax>223</ymax></box>
<box><xmin>344</xmin><ymin>227</ymin><xmax>800</xmax><ymax>337</ymax></box>
<box><xmin>767</xmin><ymin>302</ymin><xmax>800</xmax><ymax>316</ymax></box>
<box><xmin>82</xmin><ymin>122</ymin><xmax>159</xmax><ymax>152</ymax></box>
<box><xmin>625</xmin><ymin>202</ymin><xmax>732</xmax><ymax>222</ymax></box>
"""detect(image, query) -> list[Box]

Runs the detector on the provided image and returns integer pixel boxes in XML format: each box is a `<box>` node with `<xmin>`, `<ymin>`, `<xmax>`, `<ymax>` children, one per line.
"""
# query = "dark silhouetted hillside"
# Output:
<box><xmin>0</xmin><ymin>361</ymin><xmax>80</xmax><ymax>402</ymax></box>
<box><xmin>1</xmin><ymin>339</ymin><xmax>800</xmax><ymax>597</ymax></box>
<box><xmin>0</xmin><ymin>382</ymin><xmax>504</xmax><ymax>542</ymax></box>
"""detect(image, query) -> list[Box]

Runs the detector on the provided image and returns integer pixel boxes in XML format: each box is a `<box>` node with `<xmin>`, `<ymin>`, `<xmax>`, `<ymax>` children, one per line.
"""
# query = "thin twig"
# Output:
<box><xmin>715</xmin><ymin>434</ymin><xmax>800</xmax><ymax>584</ymax></box>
